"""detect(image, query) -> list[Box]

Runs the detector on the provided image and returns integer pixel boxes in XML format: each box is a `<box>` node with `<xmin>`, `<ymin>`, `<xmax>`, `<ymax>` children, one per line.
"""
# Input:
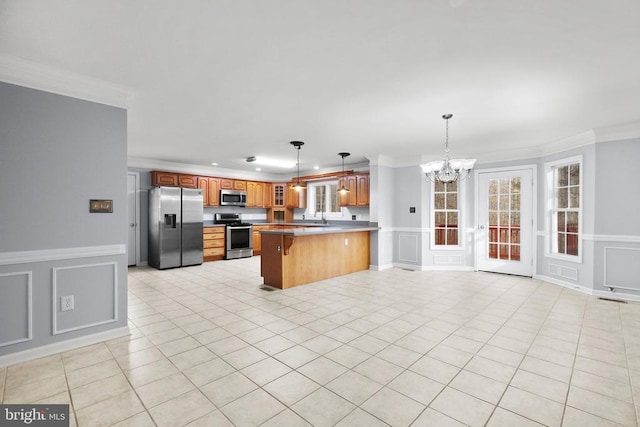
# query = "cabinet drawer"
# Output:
<box><xmin>204</xmin><ymin>247</ymin><xmax>225</xmax><ymax>257</ymax></box>
<box><xmin>204</xmin><ymin>232</ymin><xmax>224</xmax><ymax>240</ymax></box>
<box><xmin>204</xmin><ymin>239</ymin><xmax>225</xmax><ymax>249</ymax></box>
<box><xmin>204</xmin><ymin>227</ymin><xmax>225</xmax><ymax>235</ymax></box>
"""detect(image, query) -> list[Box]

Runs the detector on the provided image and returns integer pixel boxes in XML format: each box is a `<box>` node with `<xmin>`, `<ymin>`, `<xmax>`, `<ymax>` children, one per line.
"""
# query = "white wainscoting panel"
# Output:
<box><xmin>604</xmin><ymin>247</ymin><xmax>640</xmax><ymax>292</ymax></box>
<box><xmin>434</xmin><ymin>255</ymin><xmax>463</xmax><ymax>265</ymax></box>
<box><xmin>0</xmin><ymin>271</ymin><xmax>32</xmax><ymax>347</ymax></box>
<box><xmin>398</xmin><ymin>233</ymin><xmax>419</xmax><ymax>263</ymax></box>
<box><xmin>548</xmin><ymin>263</ymin><xmax>578</xmax><ymax>281</ymax></box>
<box><xmin>52</xmin><ymin>262</ymin><xmax>118</xmax><ymax>335</ymax></box>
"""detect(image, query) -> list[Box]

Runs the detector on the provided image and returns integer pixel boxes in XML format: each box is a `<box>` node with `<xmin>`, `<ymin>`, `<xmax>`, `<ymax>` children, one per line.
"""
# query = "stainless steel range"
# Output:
<box><xmin>214</xmin><ymin>213</ymin><xmax>253</xmax><ymax>259</ymax></box>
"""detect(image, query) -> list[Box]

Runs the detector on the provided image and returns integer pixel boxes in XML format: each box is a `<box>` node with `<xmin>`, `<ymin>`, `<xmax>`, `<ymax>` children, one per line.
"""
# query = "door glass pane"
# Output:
<box><xmin>435</xmin><ymin>194</ymin><xmax>445</xmax><ymax>209</ymax></box>
<box><xmin>446</xmin><ymin>229</ymin><xmax>458</xmax><ymax>245</ymax></box>
<box><xmin>489</xmin><ymin>180</ymin><xmax>498</xmax><ymax>195</ymax></box>
<box><xmin>500</xmin><ymin>212</ymin><xmax>509</xmax><ymax>226</ymax></box>
<box><xmin>511</xmin><ymin>194</ymin><xmax>520</xmax><ymax>210</ymax></box>
<box><xmin>499</xmin><ymin>179</ymin><xmax>509</xmax><ymax>194</ymax></box>
<box><xmin>567</xmin><ymin>212</ymin><xmax>578</xmax><ymax>233</ymax></box>
<box><xmin>435</xmin><ymin>228</ymin><xmax>445</xmax><ymax>245</ymax></box>
<box><xmin>447</xmin><ymin>212</ymin><xmax>458</xmax><ymax>227</ymax></box>
<box><xmin>489</xmin><ymin>212</ymin><xmax>498</xmax><ymax>226</ymax></box>
<box><xmin>486</xmin><ymin>174</ymin><xmax>522</xmax><ymax>264</ymax></box>
<box><xmin>435</xmin><ymin>212</ymin><xmax>446</xmax><ymax>226</ymax></box>
<box><xmin>511</xmin><ymin>177</ymin><xmax>521</xmax><ymax>193</ymax></box>
<box><xmin>489</xmin><ymin>196</ymin><xmax>498</xmax><ymax>210</ymax></box>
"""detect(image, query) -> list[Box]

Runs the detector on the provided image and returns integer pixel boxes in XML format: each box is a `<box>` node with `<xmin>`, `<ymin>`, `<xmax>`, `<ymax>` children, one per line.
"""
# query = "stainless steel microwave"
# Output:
<box><xmin>220</xmin><ymin>189</ymin><xmax>247</xmax><ymax>206</ymax></box>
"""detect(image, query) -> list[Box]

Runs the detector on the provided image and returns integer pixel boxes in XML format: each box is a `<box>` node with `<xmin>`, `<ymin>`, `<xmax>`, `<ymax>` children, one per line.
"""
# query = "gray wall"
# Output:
<box><xmin>0</xmin><ymin>82</ymin><xmax>128</xmax><ymax>358</ymax></box>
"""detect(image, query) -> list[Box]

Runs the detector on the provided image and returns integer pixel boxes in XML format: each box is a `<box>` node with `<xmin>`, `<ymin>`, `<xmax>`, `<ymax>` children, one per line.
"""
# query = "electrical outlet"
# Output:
<box><xmin>344</xmin><ymin>238</ymin><xmax>348</xmax><ymax>246</ymax></box>
<box><xmin>351</xmin><ymin>215</ymin><xmax>356</xmax><ymax>220</ymax></box>
<box><xmin>61</xmin><ymin>295</ymin><xmax>74</xmax><ymax>312</ymax></box>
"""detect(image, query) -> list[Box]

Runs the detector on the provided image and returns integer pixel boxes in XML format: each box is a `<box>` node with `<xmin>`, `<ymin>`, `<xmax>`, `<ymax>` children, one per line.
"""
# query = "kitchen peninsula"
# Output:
<box><xmin>260</xmin><ymin>225</ymin><xmax>379</xmax><ymax>289</ymax></box>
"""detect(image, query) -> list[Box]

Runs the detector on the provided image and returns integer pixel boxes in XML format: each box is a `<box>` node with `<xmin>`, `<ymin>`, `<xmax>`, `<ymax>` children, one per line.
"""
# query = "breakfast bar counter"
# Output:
<box><xmin>260</xmin><ymin>225</ymin><xmax>378</xmax><ymax>289</ymax></box>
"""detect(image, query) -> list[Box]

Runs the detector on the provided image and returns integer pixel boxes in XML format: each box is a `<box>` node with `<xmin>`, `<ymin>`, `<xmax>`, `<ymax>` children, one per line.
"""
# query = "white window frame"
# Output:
<box><xmin>544</xmin><ymin>155</ymin><xmax>583</xmax><ymax>263</ymax></box>
<box><xmin>307</xmin><ymin>180</ymin><xmax>344</xmax><ymax>219</ymax></box>
<box><xmin>430</xmin><ymin>179</ymin><xmax>465</xmax><ymax>250</ymax></box>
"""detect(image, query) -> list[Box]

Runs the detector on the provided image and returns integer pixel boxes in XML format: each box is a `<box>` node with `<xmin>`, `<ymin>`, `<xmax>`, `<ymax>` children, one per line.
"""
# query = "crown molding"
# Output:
<box><xmin>594</xmin><ymin>120</ymin><xmax>640</xmax><ymax>143</ymax></box>
<box><xmin>0</xmin><ymin>54</ymin><xmax>131</xmax><ymax>108</ymax></box>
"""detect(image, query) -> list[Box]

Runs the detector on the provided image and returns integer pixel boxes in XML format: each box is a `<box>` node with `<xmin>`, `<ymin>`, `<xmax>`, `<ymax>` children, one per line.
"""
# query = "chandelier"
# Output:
<box><xmin>420</xmin><ymin>114</ymin><xmax>476</xmax><ymax>183</ymax></box>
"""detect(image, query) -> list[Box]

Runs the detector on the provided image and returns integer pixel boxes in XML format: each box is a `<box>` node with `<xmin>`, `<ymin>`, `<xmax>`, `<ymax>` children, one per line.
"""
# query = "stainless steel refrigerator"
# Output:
<box><xmin>149</xmin><ymin>186</ymin><xmax>203</xmax><ymax>269</ymax></box>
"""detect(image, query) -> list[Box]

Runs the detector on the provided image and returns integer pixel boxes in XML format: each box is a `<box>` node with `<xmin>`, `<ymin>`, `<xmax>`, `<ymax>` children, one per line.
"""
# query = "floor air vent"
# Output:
<box><xmin>598</xmin><ymin>297</ymin><xmax>628</xmax><ymax>304</ymax></box>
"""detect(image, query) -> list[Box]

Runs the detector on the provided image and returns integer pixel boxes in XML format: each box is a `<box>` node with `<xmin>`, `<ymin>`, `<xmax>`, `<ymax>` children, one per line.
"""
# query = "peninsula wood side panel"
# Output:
<box><xmin>261</xmin><ymin>231</ymin><xmax>370</xmax><ymax>289</ymax></box>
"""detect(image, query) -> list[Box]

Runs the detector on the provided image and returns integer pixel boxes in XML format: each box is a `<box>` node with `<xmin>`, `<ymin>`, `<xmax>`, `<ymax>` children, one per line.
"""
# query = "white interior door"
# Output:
<box><xmin>477</xmin><ymin>168</ymin><xmax>533</xmax><ymax>276</ymax></box>
<box><xmin>127</xmin><ymin>173</ymin><xmax>138</xmax><ymax>266</ymax></box>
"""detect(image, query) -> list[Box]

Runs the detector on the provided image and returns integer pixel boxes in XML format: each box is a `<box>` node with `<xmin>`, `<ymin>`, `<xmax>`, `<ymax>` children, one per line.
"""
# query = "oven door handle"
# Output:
<box><xmin>229</xmin><ymin>225</ymin><xmax>252</xmax><ymax>230</ymax></box>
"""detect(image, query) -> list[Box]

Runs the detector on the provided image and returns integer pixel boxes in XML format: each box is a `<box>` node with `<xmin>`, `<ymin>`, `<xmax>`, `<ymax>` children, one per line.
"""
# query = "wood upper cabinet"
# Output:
<box><xmin>272</xmin><ymin>183</ymin><xmax>286</xmax><ymax>207</ymax></box>
<box><xmin>356</xmin><ymin>174</ymin><xmax>369</xmax><ymax>206</ymax></box>
<box><xmin>246</xmin><ymin>181</ymin><xmax>265</xmax><ymax>208</ymax></box>
<box><xmin>178</xmin><ymin>174</ymin><xmax>198</xmax><ymax>188</ymax></box>
<box><xmin>151</xmin><ymin>171</ymin><xmax>198</xmax><ymax>188</ymax></box>
<box><xmin>198</xmin><ymin>177</ymin><xmax>220</xmax><ymax>206</ymax></box>
<box><xmin>219</xmin><ymin>178</ymin><xmax>233</xmax><ymax>189</ymax></box>
<box><xmin>286</xmin><ymin>183</ymin><xmax>307</xmax><ymax>209</ymax></box>
<box><xmin>220</xmin><ymin>178</ymin><xmax>246</xmax><ymax>191</ymax></box>
<box><xmin>338</xmin><ymin>175</ymin><xmax>357</xmax><ymax>206</ymax></box>
<box><xmin>339</xmin><ymin>174</ymin><xmax>369</xmax><ymax>207</ymax></box>
<box><xmin>151</xmin><ymin>171</ymin><xmax>179</xmax><ymax>186</ymax></box>
<box><xmin>264</xmin><ymin>183</ymin><xmax>273</xmax><ymax>208</ymax></box>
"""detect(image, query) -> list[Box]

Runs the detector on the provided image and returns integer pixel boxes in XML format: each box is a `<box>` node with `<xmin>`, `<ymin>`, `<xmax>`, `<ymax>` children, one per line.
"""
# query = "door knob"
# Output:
<box><xmin>130</xmin><ymin>223</ymin><xmax>135</xmax><ymax>227</ymax></box>
<box><xmin>479</xmin><ymin>225</ymin><xmax>485</xmax><ymax>229</ymax></box>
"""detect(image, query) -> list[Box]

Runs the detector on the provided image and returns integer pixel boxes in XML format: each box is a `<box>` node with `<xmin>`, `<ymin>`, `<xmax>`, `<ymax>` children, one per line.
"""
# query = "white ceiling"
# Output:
<box><xmin>1</xmin><ymin>0</ymin><xmax>639</xmax><ymax>176</ymax></box>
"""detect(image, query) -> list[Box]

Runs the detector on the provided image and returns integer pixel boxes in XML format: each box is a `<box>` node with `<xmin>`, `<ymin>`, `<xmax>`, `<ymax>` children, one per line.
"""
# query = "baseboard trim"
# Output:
<box><xmin>534</xmin><ymin>274</ymin><xmax>640</xmax><ymax>303</ymax></box>
<box><xmin>0</xmin><ymin>326</ymin><xmax>130</xmax><ymax>368</ymax></box>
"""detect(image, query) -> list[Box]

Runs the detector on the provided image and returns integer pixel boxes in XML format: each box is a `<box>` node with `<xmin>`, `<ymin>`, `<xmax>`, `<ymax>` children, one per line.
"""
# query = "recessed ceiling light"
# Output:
<box><xmin>255</xmin><ymin>167</ymin><xmax>261</xmax><ymax>171</ymax></box>
<box><xmin>211</xmin><ymin>162</ymin><xmax>219</xmax><ymax>166</ymax></box>
<box><xmin>251</xmin><ymin>156</ymin><xmax>296</xmax><ymax>168</ymax></box>
<box><xmin>313</xmin><ymin>165</ymin><xmax>320</xmax><ymax>170</ymax></box>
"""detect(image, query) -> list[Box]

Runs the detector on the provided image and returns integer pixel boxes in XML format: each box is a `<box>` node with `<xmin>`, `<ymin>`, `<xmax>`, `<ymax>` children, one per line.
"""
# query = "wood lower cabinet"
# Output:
<box><xmin>198</xmin><ymin>177</ymin><xmax>220</xmax><ymax>206</ymax></box>
<box><xmin>252</xmin><ymin>224</ymin><xmax>272</xmax><ymax>255</ymax></box>
<box><xmin>203</xmin><ymin>226</ymin><xmax>225</xmax><ymax>261</ymax></box>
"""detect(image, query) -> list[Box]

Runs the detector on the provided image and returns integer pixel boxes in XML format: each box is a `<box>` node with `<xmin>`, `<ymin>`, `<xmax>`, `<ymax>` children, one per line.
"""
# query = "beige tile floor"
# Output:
<box><xmin>2</xmin><ymin>257</ymin><xmax>640</xmax><ymax>426</ymax></box>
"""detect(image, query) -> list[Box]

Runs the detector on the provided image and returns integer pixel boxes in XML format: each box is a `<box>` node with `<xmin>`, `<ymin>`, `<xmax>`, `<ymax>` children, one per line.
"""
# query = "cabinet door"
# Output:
<box><xmin>254</xmin><ymin>182</ymin><xmax>264</xmax><ymax>207</ymax></box>
<box><xmin>272</xmin><ymin>183</ymin><xmax>285</xmax><ymax>207</ymax></box>
<box><xmin>246</xmin><ymin>181</ymin><xmax>256</xmax><ymax>207</ymax></box>
<box><xmin>285</xmin><ymin>183</ymin><xmax>307</xmax><ymax>208</ymax></box>
<box><xmin>197</xmin><ymin>177</ymin><xmax>210</xmax><ymax>206</ymax></box>
<box><xmin>151</xmin><ymin>171</ymin><xmax>179</xmax><ymax>186</ymax></box>
<box><xmin>208</xmin><ymin>178</ymin><xmax>220</xmax><ymax>206</ymax></box>
<box><xmin>264</xmin><ymin>183</ymin><xmax>273</xmax><ymax>208</ymax></box>
<box><xmin>233</xmin><ymin>180</ymin><xmax>246</xmax><ymax>190</ymax></box>
<box><xmin>339</xmin><ymin>175</ymin><xmax>357</xmax><ymax>206</ymax></box>
<box><xmin>220</xmin><ymin>178</ymin><xmax>233</xmax><ymax>189</ymax></box>
<box><xmin>356</xmin><ymin>174</ymin><xmax>369</xmax><ymax>206</ymax></box>
<box><xmin>178</xmin><ymin>174</ymin><xmax>198</xmax><ymax>188</ymax></box>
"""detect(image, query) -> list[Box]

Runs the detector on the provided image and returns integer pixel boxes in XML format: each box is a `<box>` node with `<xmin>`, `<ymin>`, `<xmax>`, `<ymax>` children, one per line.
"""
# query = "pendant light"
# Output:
<box><xmin>338</xmin><ymin>152</ymin><xmax>350</xmax><ymax>194</ymax></box>
<box><xmin>420</xmin><ymin>114</ymin><xmax>476</xmax><ymax>183</ymax></box>
<box><xmin>290</xmin><ymin>141</ymin><xmax>306</xmax><ymax>190</ymax></box>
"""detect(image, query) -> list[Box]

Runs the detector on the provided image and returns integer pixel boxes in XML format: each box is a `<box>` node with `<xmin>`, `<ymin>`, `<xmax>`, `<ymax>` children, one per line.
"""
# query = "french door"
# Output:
<box><xmin>477</xmin><ymin>168</ymin><xmax>534</xmax><ymax>276</ymax></box>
